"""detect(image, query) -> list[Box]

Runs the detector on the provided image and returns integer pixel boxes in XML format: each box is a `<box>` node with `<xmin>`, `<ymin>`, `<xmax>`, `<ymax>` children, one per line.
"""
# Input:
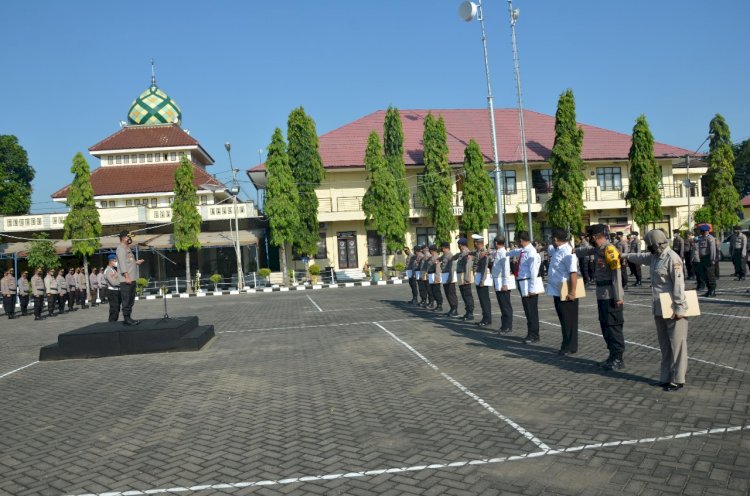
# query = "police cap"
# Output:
<box><xmin>699</xmin><ymin>224</ymin><xmax>710</xmax><ymax>232</ymax></box>
<box><xmin>428</xmin><ymin>244</ymin><xmax>438</xmax><ymax>252</ymax></box>
<box><xmin>440</xmin><ymin>241</ymin><xmax>451</xmax><ymax>249</ymax></box>
<box><xmin>457</xmin><ymin>237</ymin><xmax>468</xmax><ymax>246</ymax></box>
<box><xmin>587</xmin><ymin>224</ymin><xmax>608</xmax><ymax>236</ymax></box>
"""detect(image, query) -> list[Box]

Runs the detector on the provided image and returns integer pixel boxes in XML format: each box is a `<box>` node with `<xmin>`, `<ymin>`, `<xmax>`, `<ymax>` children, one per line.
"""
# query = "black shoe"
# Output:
<box><xmin>433</xmin><ymin>305</ymin><xmax>443</xmax><ymax>312</ymax></box>
<box><xmin>663</xmin><ymin>383</ymin><xmax>684</xmax><ymax>392</ymax></box>
<box><xmin>498</xmin><ymin>328</ymin><xmax>512</xmax><ymax>334</ymax></box>
<box><xmin>598</xmin><ymin>356</ymin><xmax>614</xmax><ymax>368</ymax></box>
<box><xmin>408</xmin><ymin>299</ymin><xmax>416</xmax><ymax>304</ymax></box>
<box><xmin>696</xmin><ymin>286</ymin><xmax>704</xmax><ymax>292</ymax></box>
<box><xmin>603</xmin><ymin>358</ymin><xmax>625</xmax><ymax>371</ymax></box>
<box><xmin>449</xmin><ymin>310</ymin><xmax>459</xmax><ymax>317</ymax></box>
<box><xmin>523</xmin><ymin>337</ymin><xmax>540</xmax><ymax>345</ymax></box>
<box><xmin>34</xmin><ymin>316</ymin><xmax>42</xmax><ymax>321</ymax></box>
<box><xmin>476</xmin><ymin>321</ymin><xmax>489</xmax><ymax>327</ymax></box>
<box><xmin>123</xmin><ymin>317</ymin><xmax>140</xmax><ymax>326</ymax></box>
<box><xmin>703</xmin><ymin>290</ymin><xmax>716</xmax><ymax>298</ymax></box>
<box><xmin>462</xmin><ymin>314</ymin><xmax>474</xmax><ymax>321</ymax></box>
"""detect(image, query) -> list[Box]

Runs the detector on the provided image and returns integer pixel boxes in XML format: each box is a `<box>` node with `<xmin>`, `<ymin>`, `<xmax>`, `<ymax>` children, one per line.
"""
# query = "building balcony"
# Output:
<box><xmin>1</xmin><ymin>202</ymin><xmax>258</xmax><ymax>233</ymax></box>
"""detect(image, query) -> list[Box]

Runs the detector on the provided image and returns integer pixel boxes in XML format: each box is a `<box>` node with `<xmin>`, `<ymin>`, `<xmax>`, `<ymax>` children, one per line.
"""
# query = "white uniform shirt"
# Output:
<box><xmin>546</xmin><ymin>243</ymin><xmax>578</xmax><ymax>297</ymax></box>
<box><xmin>508</xmin><ymin>244</ymin><xmax>542</xmax><ymax>295</ymax></box>
<box><xmin>491</xmin><ymin>247</ymin><xmax>515</xmax><ymax>290</ymax></box>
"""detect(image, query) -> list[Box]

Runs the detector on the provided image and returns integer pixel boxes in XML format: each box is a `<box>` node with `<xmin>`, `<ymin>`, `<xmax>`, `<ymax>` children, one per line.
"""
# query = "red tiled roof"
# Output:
<box><xmin>51</xmin><ymin>163</ymin><xmax>222</xmax><ymax>199</ymax></box>
<box><xmin>742</xmin><ymin>195</ymin><xmax>750</xmax><ymax>207</ymax></box>
<box><xmin>248</xmin><ymin>108</ymin><xmax>694</xmax><ymax>172</ymax></box>
<box><xmin>90</xmin><ymin>124</ymin><xmax>200</xmax><ymax>152</ymax></box>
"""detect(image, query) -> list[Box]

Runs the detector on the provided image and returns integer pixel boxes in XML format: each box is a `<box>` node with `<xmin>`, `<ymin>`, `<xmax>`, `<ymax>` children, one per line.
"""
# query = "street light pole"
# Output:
<box><xmin>225</xmin><ymin>142</ymin><xmax>245</xmax><ymax>290</ymax></box>
<box><xmin>684</xmin><ymin>133</ymin><xmax>713</xmax><ymax>230</ymax></box>
<box><xmin>508</xmin><ymin>0</ymin><xmax>533</xmax><ymax>240</ymax></box>
<box><xmin>459</xmin><ymin>0</ymin><xmax>505</xmax><ymax>235</ymax></box>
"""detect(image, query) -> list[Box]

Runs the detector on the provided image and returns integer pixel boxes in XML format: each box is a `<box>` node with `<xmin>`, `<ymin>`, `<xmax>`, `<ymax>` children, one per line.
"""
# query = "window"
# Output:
<box><xmin>597</xmin><ymin>167</ymin><xmax>622</xmax><ymax>191</ymax></box>
<box><xmin>108</xmin><ymin>201</ymin><xmax>115</xmax><ymax>207</ymax></box>
<box><xmin>599</xmin><ymin>217</ymin><xmax>628</xmax><ymax>227</ymax></box>
<box><xmin>155</xmin><ymin>153</ymin><xmax>161</xmax><ymax>163</ymax></box>
<box><xmin>200</xmin><ymin>195</ymin><xmax>208</xmax><ymax>205</ymax></box>
<box><xmin>502</xmin><ymin>170</ymin><xmax>517</xmax><ymax>194</ymax></box>
<box><xmin>123</xmin><ymin>155</ymin><xmax>129</xmax><ymax>164</ymax></box>
<box><xmin>126</xmin><ymin>199</ymin><xmax>133</xmax><ymax>206</ymax></box>
<box><xmin>532</xmin><ymin>169</ymin><xmax>552</xmax><ymax>193</ymax></box>
<box><xmin>169</xmin><ymin>197</ymin><xmax>174</xmax><ymax>204</ymax></box>
<box><xmin>139</xmin><ymin>154</ymin><xmax>145</xmax><ymax>163</ymax></box>
<box><xmin>107</xmin><ymin>156</ymin><xmax>114</xmax><ymax>165</ymax></box>
<box><xmin>100</xmin><ymin>201</ymin><xmax>108</xmax><ymax>208</ymax></box>
<box><xmin>367</xmin><ymin>230</ymin><xmax>382</xmax><ymax>256</ymax></box>
<box><xmin>147</xmin><ymin>153</ymin><xmax>153</xmax><ymax>162</ymax></box>
<box><xmin>151</xmin><ymin>198</ymin><xmax>157</xmax><ymax>207</ymax></box>
<box><xmin>416</xmin><ymin>227</ymin><xmax>436</xmax><ymax>247</ymax></box>
<box><xmin>134</xmin><ymin>199</ymin><xmax>140</xmax><ymax>205</ymax></box>
<box><xmin>170</xmin><ymin>152</ymin><xmax>177</xmax><ymax>161</ymax></box>
<box><xmin>315</xmin><ymin>233</ymin><xmax>327</xmax><ymax>259</ymax></box>
<box><xmin>115</xmin><ymin>155</ymin><xmax>122</xmax><ymax>164</ymax></box>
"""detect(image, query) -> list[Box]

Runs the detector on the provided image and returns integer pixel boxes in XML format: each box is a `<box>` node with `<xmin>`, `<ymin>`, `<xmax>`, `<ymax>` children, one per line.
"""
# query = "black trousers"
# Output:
<box><xmin>68</xmin><ymin>291</ymin><xmax>76</xmax><ymax>310</ymax></box>
<box><xmin>579</xmin><ymin>258</ymin><xmax>590</xmax><ymax>283</ymax></box>
<box><xmin>2</xmin><ymin>295</ymin><xmax>15</xmax><ymax>316</ymax></box>
<box><xmin>554</xmin><ymin>296</ymin><xmax>579</xmax><ymax>353</ymax></box>
<box><xmin>693</xmin><ymin>260</ymin><xmax>704</xmax><ymax>287</ymax></box>
<box><xmin>621</xmin><ymin>266</ymin><xmax>628</xmax><ymax>288</ymax></box>
<box><xmin>408</xmin><ymin>277</ymin><xmax>418</xmax><ymax>300</ymax></box>
<box><xmin>685</xmin><ymin>252</ymin><xmax>694</xmax><ymax>277</ymax></box>
<box><xmin>733</xmin><ymin>252</ymin><xmax>746</xmax><ymax>277</ymax></box>
<box><xmin>100</xmin><ymin>287</ymin><xmax>107</xmax><ymax>303</ymax></box>
<box><xmin>120</xmin><ymin>282</ymin><xmax>136</xmax><ymax>319</ymax></box>
<box><xmin>596</xmin><ymin>299</ymin><xmax>625</xmax><ymax>358</ymax></box>
<box><xmin>443</xmin><ymin>283</ymin><xmax>458</xmax><ymax>311</ymax></box>
<box><xmin>699</xmin><ymin>256</ymin><xmax>716</xmax><ymax>291</ymax></box>
<box><xmin>417</xmin><ymin>279</ymin><xmax>429</xmax><ymax>302</ymax></box>
<box><xmin>521</xmin><ymin>295</ymin><xmax>540</xmax><ymax>339</ymax></box>
<box><xmin>33</xmin><ymin>295</ymin><xmax>43</xmax><ymax>318</ymax></box>
<box><xmin>77</xmin><ymin>289</ymin><xmax>86</xmax><ymax>306</ymax></box>
<box><xmin>47</xmin><ymin>294</ymin><xmax>57</xmax><ymax>316</ymax></box>
<box><xmin>431</xmin><ymin>284</ymin><xmax>443</xmax><ymax>306</ymax></box>
<box><xmin>19</xmin><ymin>295</ymin><xmax>29</xmax><ymax>314</ymax></box>
<box><xmin>58</xmin><ymin>293</ymin><xmax>67</xmax><ymax>313</ymax></box>
<box><xmin>459</xmin><ymin>284</ymin><xmax>474</xmax><ymax>315</ymax></box>
<box><xmin>627</xmin><ymin>261</ymin><xmax>642</xmax><ymax>283</ymax></box>
<box><xmin>495</xmin><ymin>290</ymin><xmax>513</xmax><ymax>330</ymax></box>
<box><xmin>107</xmin><ymin>289</ymin><xmax>122</xmax><ymax>322</ymax></box>
<box><xmin>475</xmin><ymin>285</ymin><xmax>491</xmax><ymax>323</ymax></box>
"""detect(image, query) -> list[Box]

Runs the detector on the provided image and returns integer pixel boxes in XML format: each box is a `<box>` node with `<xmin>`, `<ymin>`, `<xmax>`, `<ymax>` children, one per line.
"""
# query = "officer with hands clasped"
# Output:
<box><xmin>440</xmin><ymin>241</ymin><xmax>459</xmax><ymax>317</ymax></box>
<box><xmin>455</xmin><ymin>237</ymin><xmax>475</xmax><ymax>321</ymax></box>
<box><xmin>472</xmin><ymin>234</ymin><xmax>492</xmax><ymax>327</ymax></box>
<box><xmin>624</xmin><ymin>229</ymin><xmax>689</xmax><ymax>392</ymax></box>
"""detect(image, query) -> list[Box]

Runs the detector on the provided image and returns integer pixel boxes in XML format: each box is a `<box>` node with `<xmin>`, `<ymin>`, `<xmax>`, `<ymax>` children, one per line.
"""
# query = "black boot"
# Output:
<box><xmin>704</xmin><ymin>290</ymin><xmax>716</xmax><ymax>297</ymax></box>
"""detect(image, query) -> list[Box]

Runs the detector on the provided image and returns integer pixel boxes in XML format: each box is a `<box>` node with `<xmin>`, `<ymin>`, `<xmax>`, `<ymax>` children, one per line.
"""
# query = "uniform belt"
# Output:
<box><xmin>596</xmin><ymin>280</ymin><xmax>612</xmax><ymax>287</ymax></box>
<box><xmin>107</xmin><ymin>286</ymin><xmax>119</xmax><ymax>291</ymax></box>
<box><xmin>517</xmin><ymin>278</ymin><xmax>530</xmax><ymax>281</ymax></box>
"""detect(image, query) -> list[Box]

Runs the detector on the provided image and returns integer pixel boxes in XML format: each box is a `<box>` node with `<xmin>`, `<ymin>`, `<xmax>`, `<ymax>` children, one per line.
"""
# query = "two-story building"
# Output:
<box><xmin>248</xmin><ymin>108</ymin><xmax>704</xmax><ymax>273</ymax></box>
<box><xmin>1</xmin><ymin>76</ymin><xmax>265</xmax><ymax>284</ymax></box>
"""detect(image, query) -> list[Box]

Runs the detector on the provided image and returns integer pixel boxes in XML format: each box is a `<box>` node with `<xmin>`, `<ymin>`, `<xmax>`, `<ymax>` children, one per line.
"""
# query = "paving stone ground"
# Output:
<box><xmin>1</xmin><ymin>261</ymin><xmax>749</xmax><ymax>496</ymax></box>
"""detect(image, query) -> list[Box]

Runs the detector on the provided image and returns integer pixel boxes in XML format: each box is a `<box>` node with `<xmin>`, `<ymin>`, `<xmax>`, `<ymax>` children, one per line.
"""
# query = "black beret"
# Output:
<box><xmin>429</xmin><ymin>244</ymin><xmax>438</xmax><ymax>251</ymax></box>
<box><xmin>615</xmin><ymin>231</ymin><xmax>624</xmax><ymax>236</ymax></box>
<box><xmin>588</xmin><ymin>224</ymin><xmax>607</xmax><ymax>236</ymax></box>
<box><xmin>440</xmin><ymin>241</ymin><xmax>451</xmax><ymax>249</ymax></box>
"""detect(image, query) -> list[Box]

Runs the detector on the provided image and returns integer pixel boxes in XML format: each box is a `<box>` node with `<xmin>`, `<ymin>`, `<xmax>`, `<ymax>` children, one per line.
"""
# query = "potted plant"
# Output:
<box><xmin>209</xmin><ymin>273</ymin><xmax>222</xmax><ymax>292</ymax></box>
<box><xmin>258</xmin><ymin>268</ymin><xmax>271</xmax><ymax>286</ymax></box>
<box><xmin>393</xmin><ymin>262</ymin><xmax>406</xmax><ymax>280</ymax></box>
<box><xmin>136</xmin><ymin>277</ymin><xmax>149</xmax><ymax>296</ymax></box>
<box><xmin>308</xmin><ymin>264</ymin><xmax>321</xmax><ymax>284</ymax></box>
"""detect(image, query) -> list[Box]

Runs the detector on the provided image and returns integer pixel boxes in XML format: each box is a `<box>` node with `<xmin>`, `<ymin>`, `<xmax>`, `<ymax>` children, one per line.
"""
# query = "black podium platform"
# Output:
<box><xmin>39</xmin><ymin>316</ymin><xmax>214</xmax><ymax>360</ymax></box>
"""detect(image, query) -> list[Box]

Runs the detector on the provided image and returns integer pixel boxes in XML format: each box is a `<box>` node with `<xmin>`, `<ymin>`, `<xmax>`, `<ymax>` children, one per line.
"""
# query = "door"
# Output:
<box><xmin>337</xmin><ymin>232</ymin><xmax>358</xmax><ymax>269</ymax></box>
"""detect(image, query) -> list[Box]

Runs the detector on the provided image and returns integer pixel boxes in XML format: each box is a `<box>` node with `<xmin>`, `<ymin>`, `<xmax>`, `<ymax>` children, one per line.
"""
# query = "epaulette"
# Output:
<box><xmin>604</xmin><ymin>245</ymin><xmax>621</xmax><ymax>270</ymax></box>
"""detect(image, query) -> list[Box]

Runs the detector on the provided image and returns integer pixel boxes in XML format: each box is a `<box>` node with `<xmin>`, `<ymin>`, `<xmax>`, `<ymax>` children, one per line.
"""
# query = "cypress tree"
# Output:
<box><xmin>172</xmin><ymin>155</ymin><xmax>202</xmax><ymax>292</ymax></box>
<box><xmin>514</xmin><ymin>205</ymin><xmax>527</xmax><ymax>234</ymax></box>
<box><xmin>461</xmin><ymin>140</ymin><xmax>494</xmax><ymax>238</ymax></box>
<box><xmin>420</xmin><ymin>115</ymin><xmax>456</xmax><ymax>244</ymax></box>
<box><xmin>265</xmin><ymin>128</ymin><xmax>300</xmax><ymax>286</ymax></box>
<box><xmin>706</xmin><ymin>114</ymin><xmax>741</xmax><ymax>231</ymax></box>
<box><xmin>545</xmin><ymin>89</ymin><xmax>585</xmax><ymax>234</ymax></box>
<box><xmin>383</xmin><ymin>106</ymin><xmax>409</xmax><ymax>249</ymax></box>
<box><xmin>733</xmin><ymin>138</ymin><xmax>750</xmax><ymax>197</ymax></box>
<box><xmin>287</xmin><ymin>107</ymin><xmax>325</xmax><ymax>256</ymax></box>
<box><xmin>63</xmin><ymin>152</ymin><xmax>102</xmax><ymax>295</ymax></box>
<box><xmin>625</xmin><ymin>115</ymin><xmax>663</xmax><ymax>230</ymax></box>
<box><xmin>0</xmin><ymin>135</ymin><xmax>35</xmax><ymax>215</ymax></box>
<box><xmin>27</xmin><ymin>233</ymin><xmax>60</xmax><ymax>271</ymax></box>
<box><xmin>363</xmin><ymin>131</ymin><xmax>401</xmax><ymax>270</ymax></box>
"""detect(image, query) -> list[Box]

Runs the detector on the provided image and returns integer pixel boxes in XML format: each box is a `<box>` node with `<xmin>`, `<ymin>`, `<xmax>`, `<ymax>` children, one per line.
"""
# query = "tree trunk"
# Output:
<box><xmin>381</xmin><ymin>236</ymin><xmax>387</xmax><ymax>279</ymax></box>
<box><xmin>280</xmin><ymin>243</ymin><xmax>289</xmax><ymax>286</ymax></box>
<box><xmin>83</xmin><ymin>254</ymin><xmax>91</xmax><ymax>303</ymax></box>
<box><xmin>185</xmin><ymin>251</ymin><xmax>191</xmax><ymax>294</ymax></box>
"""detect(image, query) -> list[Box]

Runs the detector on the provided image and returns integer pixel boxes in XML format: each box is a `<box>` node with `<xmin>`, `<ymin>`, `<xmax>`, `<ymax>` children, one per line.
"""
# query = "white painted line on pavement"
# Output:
<box><xmin>0</xmin><ymin>361</ymin><xmax>38</xmax><ymax>380</ymax></box>
<box><xmin>373</xmin><ymin>321</ymin><xmax>551</xmax><ymax>452</ymax></box>
<box><xmin>306</xmin><ymin>295</ymin><xmax>323</xmax><ymax>312</ymax></box>
<box><xmin>626</xmin><ymin>301</ymin><xmax>750</xmax><ymax>320</ymax></box>
<box><xmin>217</xmin><ymin>317</ymin><xmax>418</xmax><ymax>334</ymax></box>
<box><xmin>67</xmin><ymin>424</ymin><xmax>749</xmax><ymax>496</ymax></box>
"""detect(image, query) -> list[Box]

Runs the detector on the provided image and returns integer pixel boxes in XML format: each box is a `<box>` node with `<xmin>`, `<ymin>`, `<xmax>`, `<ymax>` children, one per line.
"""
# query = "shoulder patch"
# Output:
<box><xmin>604</xmin><ymin>245</ymin><xmax>621</xmax><ymax>270</ymax></box>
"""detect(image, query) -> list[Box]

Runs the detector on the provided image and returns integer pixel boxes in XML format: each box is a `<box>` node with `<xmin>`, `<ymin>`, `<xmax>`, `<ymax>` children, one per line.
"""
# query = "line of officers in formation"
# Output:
<box><xmin>1</xmin><ymin>231</ymin><xmax>145</xmax><ymax>325</ymax></box>
<box><xmin>404</xmin><ymin>224</ymin><xmax>703</xmax><ymax>393</ymax></box>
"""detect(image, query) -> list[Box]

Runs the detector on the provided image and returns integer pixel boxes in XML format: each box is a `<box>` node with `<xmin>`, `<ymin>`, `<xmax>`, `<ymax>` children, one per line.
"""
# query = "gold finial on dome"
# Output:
<box><xmin>151</xmin><ymin>58</ymin><xmax>156</xmax><ymax>86</ymax></box>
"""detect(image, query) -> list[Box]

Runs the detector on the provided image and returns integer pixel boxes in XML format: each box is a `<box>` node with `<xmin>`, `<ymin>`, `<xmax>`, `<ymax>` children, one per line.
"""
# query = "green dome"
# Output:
<box><xmin>127</xmin><ymin>84</ymin><xmax>182</xmax><ymax>125</ymax></box>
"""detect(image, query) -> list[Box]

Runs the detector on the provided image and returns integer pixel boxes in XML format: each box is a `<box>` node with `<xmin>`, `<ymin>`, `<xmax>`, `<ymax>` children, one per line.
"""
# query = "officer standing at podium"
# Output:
<box><xmin>31</xmin><ymin>268</ymin><xmax>45</xmax><ymax>320</ymax></box>
<box><xmin>116</xmin><ymin>230</ymin><xmax>144</xmax><ymax>325</ymax></box>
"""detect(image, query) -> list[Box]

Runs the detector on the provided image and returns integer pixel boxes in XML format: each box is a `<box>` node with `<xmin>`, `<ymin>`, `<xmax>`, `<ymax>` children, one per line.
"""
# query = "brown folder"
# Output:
<box><xmin>560</xmin><ymin>278</ymin><xmax>586</xmax><ymax>300</ymax></box>
<box><xmin>659</xmin><ymin>290</ymin><xmax>700</xmax><ymax>318</ymax></box>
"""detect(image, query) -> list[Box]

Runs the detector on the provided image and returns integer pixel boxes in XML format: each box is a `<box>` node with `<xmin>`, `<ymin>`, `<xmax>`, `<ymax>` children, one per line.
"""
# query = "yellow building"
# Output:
<box><xmin>249</xmin><ymin>109</ymin><xmax>704</xmax><ymax>273</ymax></box>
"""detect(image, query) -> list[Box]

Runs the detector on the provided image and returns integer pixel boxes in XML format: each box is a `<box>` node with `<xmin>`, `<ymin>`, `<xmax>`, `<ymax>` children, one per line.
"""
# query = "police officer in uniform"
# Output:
<box><xmin>56</xmin><ymin>268</ymin><xmax>68</xmax><ymax>314</ymax></box>
<box><xmin>1</xmin><ymin>270</ymin><xmax>17</xmax><ymax>319</ymax></box>
<box><xmin>628</xmin><ymin>232</ymin><xmax>642</xmax><ymax>286</ymax></box>
<box><xmin>729</xmin><ymin>225</ymin><xmax>747</xmax><ymax>281</ymax></box>
<box><xmin>546</xmin><ymin>228</ymin><xmax>579</xmax><ymax>355</ymax></box>
<box><xmin>89</xmin><ymin>268</ymin><xmax>100</xmax><ymax>306</ymax></box>
<box><xmin>405</xmin><ymin>246</ymin><xmax>419</xmax><ymax>304</ymax></box>
<box><xmin>440</xmin><ymin>242</ymin><xmax>459</xmax><ymax>317</ymax></box>
<box><xmin>31</xmin><ymin>268</ymin><xmax>46</xmax><ymax>320</ymax></box>
<box><xmin>413</xmin><ymin>246</ymin><xmax>426</xmax><ymax>305</ymax></box>
<box><xmin>683</xmin><ymin>231</ymin><xmax>694</xmax><ymax>279</ymax></box>
<box><xmin>75</xmin><ymin>268</ymin><xmax>87</xmax><ymax>308</ymax></box>
<box><xmin>625</xmin><ymin>229</ymin><xmax>689</xmax><ymax>391</ymax></box>
<box><xmin>507</xmin><ymin>231</ymin><xmax>542</xmax><ymax>344</ymax></box>
<box><xmin>418</xmin><ymin>245</ymin><xmax>433</xmax><ymax>308</ymax></box>
<box><xmin>65</xmin><ymin>268</ymin><xmax>77</xmax><ymax>311</ymax></box>
<box><xmin>615</xmin><ymin>232</ymin><xmax>629</xmax><ymax>289</ymax></box>
<box><xmin>695</xmin><ymin>224</ymin><xmax>717</xmax><ymax>297</ymax></box>
<box><xmin>491</xmin><ymin>236</ymin><xmax>514</xmax><ymax>334</ymax></box>
<box><xmin>577</xmin><ymin>234</ymin><xmax>593</xmax><ymax>285</ymax></box>
<box><xmin>104</xmin><ymin>254</ymin><xmax>122</xmax><ymax>322</ymax></box>
<box><xmin>117</xmin><ymin>230</ymin><xmax>144</xmax><ymax>325</ymax></box>
<box><xmin>44</xmin><ymin>268</ymin><xmax>58</xmax><ymax>317</ymax></box>
<box><xmin>97</xmin><ymin>267</ymin><xmax>108</xmax><ymax>303</ymax></box>
<box><xmin>455</xmin><ymin>237</ymin><xmax>475</xmax><ymax>321</ymax></box>
<box><xmin>576</xmin><ymin>224</ymin><xmax>626</xmax><ymax>370</ymax></box>
<box><xmin>18</xmin><ymin>270</ymin><xmax>30</xmax><ymax>316</ymax></box>
<box><xmin>472</xmin><ymin>235</ymin><xmax>492</xmax><ymax>327</ymax></box>
<box><xmin>427</xmin><ymin>245</ymin><xmax>444</xmax><ymax>312</ymax></box>
<box><xmin>672</xmin><ymin>229</ymin><xmax>685</xmax><ymax>277</ymax></box>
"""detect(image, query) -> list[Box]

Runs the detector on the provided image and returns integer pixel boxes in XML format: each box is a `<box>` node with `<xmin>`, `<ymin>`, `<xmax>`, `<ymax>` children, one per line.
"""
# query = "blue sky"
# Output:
<box><xmin>1</xmin><ymin>0</ymin><xmax>748</xmax><ymax>212</ymax></box>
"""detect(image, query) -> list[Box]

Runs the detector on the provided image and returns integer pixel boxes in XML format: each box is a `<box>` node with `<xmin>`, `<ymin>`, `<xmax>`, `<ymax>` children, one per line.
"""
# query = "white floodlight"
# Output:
<box><xmin>458</xmin><ymin>1</ymin><xmax>478</xmax><ymax>22</ymax></box>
